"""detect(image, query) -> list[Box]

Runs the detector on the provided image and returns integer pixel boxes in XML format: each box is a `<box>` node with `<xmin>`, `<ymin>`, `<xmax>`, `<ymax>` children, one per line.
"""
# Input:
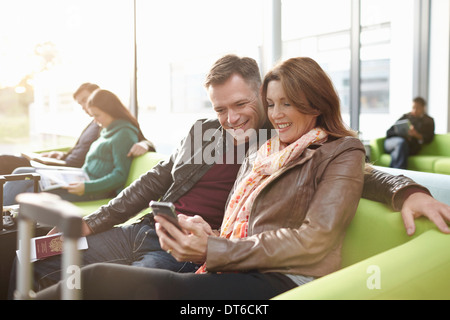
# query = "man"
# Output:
<box><xmin>384</xmin><ymin>97</ymin><xmax>435</xmax><ymax>169</ymax></box>
<box><xmin>0</xmin><ymin>83</ymin><xmax>155</xmax><ymax>175</ymax></box>
<box><xmin>26</xmin><ymin>55</ymin><xmax>450</xmax><ymax>293</ymax></box>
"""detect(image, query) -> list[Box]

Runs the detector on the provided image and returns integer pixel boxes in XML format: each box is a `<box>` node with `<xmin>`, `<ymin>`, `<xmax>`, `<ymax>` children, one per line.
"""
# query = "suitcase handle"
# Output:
<box><xmin>16</xmin><ymin>192</ymin><xmax>82</xmax><ymax>238</ymax></box>
<box><xmin>15</xmin><ymin>193</ymin><xmax>83</xmax><ymax>300</ymax></box>
<box><xmin>1</xmin><ymin>173</ymin><xmax>40</xmax><ymax>230</ymax></box>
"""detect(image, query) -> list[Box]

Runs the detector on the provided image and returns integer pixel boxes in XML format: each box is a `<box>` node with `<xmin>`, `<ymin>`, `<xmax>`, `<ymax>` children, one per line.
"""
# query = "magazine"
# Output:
<box><xmin>393</xmin><ymin>119</ymin><xmax>411</xmax><ymax>137</ymax></box>
<box><xmin>35</xmin><ymin>168</ymin><xmax>90</xmax><ymax>191</ymax></box>
<box><xmin>21</xmin><ymin>151</ymin><xmax>67</xmax><ymax>166</ymax></box>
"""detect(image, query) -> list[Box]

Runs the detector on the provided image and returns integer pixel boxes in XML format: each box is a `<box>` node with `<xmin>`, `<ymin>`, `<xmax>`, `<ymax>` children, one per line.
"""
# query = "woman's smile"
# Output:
<box><xmin>266</xmin><ymin>81</ymin><xmax>317</xmax><ymax>144</ymax></box>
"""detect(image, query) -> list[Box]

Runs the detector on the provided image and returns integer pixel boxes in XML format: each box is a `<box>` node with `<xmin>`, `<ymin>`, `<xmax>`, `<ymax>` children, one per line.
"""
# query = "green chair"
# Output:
<box><xmin>274</xmin><ymin>229</ymin><xmax>450</xmax><ymax>300</ymax></box>
<box><xmin>72</xmin><ymin>152</ymin><xmax>167</xmax><ymax>223</ymax></box>
<box><xmin>369</xmin><ymin>133</ymin><xmax>450</xmax><ymax>174</ymax></box>
<box><xmin>273</xmin><ymin>168</ymin><xmax>450</xmax><ymax>300</ymax></box>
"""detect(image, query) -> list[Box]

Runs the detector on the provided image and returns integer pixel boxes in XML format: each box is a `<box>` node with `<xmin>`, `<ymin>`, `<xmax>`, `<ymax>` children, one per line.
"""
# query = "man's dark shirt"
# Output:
<box><xmin>386</xmin><ymin>112</ymin><xmax>435</xmax><ymax>154</ymax></box>
<box><xmin>64</xmin><ymin>121</ymin><xmax>100</xmax><ymax>167</ymax></box>
<box><xmin>173</xmin><ymin>144</ymin><xmax>246</xmax><ymax>230</ymax></box>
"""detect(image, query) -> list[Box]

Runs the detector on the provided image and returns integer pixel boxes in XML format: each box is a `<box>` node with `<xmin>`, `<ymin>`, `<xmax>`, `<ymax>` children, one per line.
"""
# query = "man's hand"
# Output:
<box><xmin>40</xmin><ymin>151</ymin><xmax>66</xmax><ymax>159</ymax></box>
<box><xmin>155</xmin><ymin>214</ymin><xmax>213</xmax><ymax>264</ymax></box>
<box><xmin>408</xmin><ymin>126</ymin><xmax>423</xmax><ymax>141</ymax></box>
<box><xmin>401</xmin><ymin>192</ymin><xmax>450</xmax><ymax>236</ymax></box>
<box><xmin>127</xmin><ymin>141</ymin><xmax>149</xmax><ymax>157</ymax></box>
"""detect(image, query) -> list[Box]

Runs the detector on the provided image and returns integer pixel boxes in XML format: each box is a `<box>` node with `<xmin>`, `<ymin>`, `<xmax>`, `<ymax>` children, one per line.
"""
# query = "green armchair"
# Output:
<box><xmin>274</xmin><ymin>166</ymin><xmax>450</xmax><ymax>300</ymax></box>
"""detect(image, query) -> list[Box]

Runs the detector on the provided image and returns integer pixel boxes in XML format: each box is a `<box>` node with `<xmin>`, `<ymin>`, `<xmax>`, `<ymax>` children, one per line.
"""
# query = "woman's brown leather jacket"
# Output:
<box><xmin>205</xmin><ymin>136</ymin><xmax>367</xmax><ymax>277</ymax></box>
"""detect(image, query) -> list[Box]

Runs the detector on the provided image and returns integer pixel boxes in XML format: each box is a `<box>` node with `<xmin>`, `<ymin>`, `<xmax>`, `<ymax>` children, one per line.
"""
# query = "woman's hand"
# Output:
<box><xmin>401</xmin><ymin>192</ymin><xmax>450</xmax><ymax>235</ymax></box>
<box><xmin>63</xmin><ymin>182</ymin><xmax>85</xmax><ymax>196</ymax></box>
<box><xmin>155</xmin><ymin>214</ymin><xmax>213</xmax><ymax>264</ymax></box>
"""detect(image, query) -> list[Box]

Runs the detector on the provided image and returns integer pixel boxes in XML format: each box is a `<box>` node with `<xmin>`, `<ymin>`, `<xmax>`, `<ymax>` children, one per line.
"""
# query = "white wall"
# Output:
<box><xmin>428</xmin><ymin>0</ymin><xmax>450</xmax><ymax>133</ymax></box>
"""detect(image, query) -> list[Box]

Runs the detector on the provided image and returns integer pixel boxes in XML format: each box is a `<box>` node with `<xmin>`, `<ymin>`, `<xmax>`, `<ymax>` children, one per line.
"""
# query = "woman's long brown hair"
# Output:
<box><xmin>88</xmin><ymin>89</ymin><xmax>146</xmax><ymax>141</ymax></box>
<box><xmin>261</xmin><ymin>57</ymin><xmax>356</xmax><ymax>139</ymax></box>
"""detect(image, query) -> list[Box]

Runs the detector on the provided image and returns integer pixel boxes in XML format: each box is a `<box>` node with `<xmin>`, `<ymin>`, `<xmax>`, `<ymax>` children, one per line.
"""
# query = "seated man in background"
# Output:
<box><xmin>384</xmin><ymin>97</ymin><xmax>435</xmax><ymax>169</ymax></box>
<box><xmin>0</xmin><ymin>83</ymin><xmax>155</xmax><ymax>175</ymax></box>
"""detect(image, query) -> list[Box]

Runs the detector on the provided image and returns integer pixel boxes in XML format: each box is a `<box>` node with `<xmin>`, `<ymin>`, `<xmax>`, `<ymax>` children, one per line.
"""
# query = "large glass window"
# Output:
<box><xmin>281</xmin><ymin>0</ymin><xmax>415</xmax><ymax>140</ymax></box>
<box><xmin>281</xmin><ymin>0</ymin><xmax>352</xmax><ymax>119</ymax></box>
<box><xmin>135</xmin><ymin>0</ymin><xmax>264</xmax><ymax>154</ymax></box>
<box><xmin>0</xmin><ymin>0</ymin><xmax>426</xmax><ymax>156</ymax></box>
<box><xmin>359</xmin><ymin>0</ymin><xmax>415</xmax><ymax>140</ymax></box>
<box><xmin>0</xmin><ymin>0</ymin><xmax>133</xmax><ymax>154</ymax></box>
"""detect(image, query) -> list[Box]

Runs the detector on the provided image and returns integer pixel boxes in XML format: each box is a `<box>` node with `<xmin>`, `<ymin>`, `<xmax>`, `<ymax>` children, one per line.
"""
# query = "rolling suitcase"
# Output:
<box><xmin>14</xmin><ymin>192</ymin><xmax>83</xmax><ymax>300</ymax></box>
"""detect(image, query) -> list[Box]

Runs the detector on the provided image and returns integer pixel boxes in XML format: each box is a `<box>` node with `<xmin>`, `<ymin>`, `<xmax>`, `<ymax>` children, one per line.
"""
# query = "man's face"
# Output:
<box><xmin>208</xmin><ymin>74</ymin><xmax>265</xmax><ymax>144</ymax></box>
<box><xmin>74</xmin><ymin>89</ymin><xmax>93</xmax><ymax>116</ymax></box>
<box><xmin>411</xmin><ymin>101</ymin><xmax>425</xmax><ymax>117</ymax></box>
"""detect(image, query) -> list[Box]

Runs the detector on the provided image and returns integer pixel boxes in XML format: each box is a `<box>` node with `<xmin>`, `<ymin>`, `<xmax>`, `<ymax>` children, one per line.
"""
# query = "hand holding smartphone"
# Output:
<box><xmin>150</xmin><ymin>201</ymin><xmax>182</xmax><ymax>230</ymax></box>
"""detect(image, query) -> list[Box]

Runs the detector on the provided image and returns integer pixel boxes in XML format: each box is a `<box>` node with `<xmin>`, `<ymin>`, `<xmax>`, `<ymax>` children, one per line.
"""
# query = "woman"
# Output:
<box><xmin>37</xmin><ymin>57</ymin><xmax>366</xmax><ymax>300</ymax></box>
<box><xmin>3</xmin><ymin>89</ymin><xmax>143</xmax><ymax>204</ymax></box>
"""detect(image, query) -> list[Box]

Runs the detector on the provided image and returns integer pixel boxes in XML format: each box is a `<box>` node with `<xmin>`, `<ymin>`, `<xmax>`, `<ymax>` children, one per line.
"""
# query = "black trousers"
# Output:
<box><xmin>37</xmin><ymin>262</ymin><xmax>297</xmax><ymax>300</ymax></box>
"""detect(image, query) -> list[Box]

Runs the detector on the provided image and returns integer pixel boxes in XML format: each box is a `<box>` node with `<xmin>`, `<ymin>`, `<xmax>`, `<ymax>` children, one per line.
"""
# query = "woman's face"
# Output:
<box><xmin>88</xmin><ymin>106</ymin><xmax>115</xmax><ymax>128</ymax></box>
<box><xmin>266</xmin><ymin>80</ymin><xmax>317</xmax><ymax>144</ymax></box>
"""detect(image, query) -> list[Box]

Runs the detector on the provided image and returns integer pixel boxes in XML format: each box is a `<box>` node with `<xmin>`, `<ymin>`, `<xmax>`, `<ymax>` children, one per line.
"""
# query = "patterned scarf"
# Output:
<box><xmin>196</xmin><ymin>127</ymin><xmax>327</xmax><ymax>274</ymax></box>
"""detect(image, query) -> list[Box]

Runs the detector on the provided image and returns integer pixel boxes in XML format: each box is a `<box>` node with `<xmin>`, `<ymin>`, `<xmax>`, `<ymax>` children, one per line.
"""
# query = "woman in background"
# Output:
<box><xmin>3</xmin><ymin>89</ymin><xmax>143</xmax><ymax>204</ymax></box>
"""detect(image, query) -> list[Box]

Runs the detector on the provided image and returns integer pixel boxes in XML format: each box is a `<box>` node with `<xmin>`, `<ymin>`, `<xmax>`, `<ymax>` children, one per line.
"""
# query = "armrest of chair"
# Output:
<box><xmin>273</xmin><ymin>230</ymin><xmax>450</xmax><ymax>300</ymax></box>
<box><xmin>34</xmin><ymin>146</ymin><xmax>71</xmax><ymax>153</ymax></box>
<box><xmin>1</xmin><ymin>173</ymin><xmax>41</xmax><ymax>230</ymax></box>
<box><xmin>369</xmin><ymin>137</ymin><xmax>386</xmax><ymax>164</ymax></box>
<box><xmin>0</xmin><ymin>173</ymin><xmax>41</xmax><ymax>193</ymax></box>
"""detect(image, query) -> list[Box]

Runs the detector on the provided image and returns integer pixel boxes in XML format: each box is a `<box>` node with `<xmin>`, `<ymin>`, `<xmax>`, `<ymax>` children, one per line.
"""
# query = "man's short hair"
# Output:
<box><xmin>413</xmin><ymin>96</ymin><xmax>427</xmax><ymax>107</ymax></box>
<box><xmin>73</xmin><ymin>83</ymin><xmax>100</xmax><ymax>99</ymax></box>
<box><xmin>204</xmin><ymin>54</ymin><xmax>261</xmax><ymax>93</ymax></box>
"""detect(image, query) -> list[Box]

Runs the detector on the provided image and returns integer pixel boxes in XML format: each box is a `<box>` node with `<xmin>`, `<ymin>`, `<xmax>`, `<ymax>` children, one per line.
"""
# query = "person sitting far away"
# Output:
<box><xmin>25</xmin><ymin>54</ymin><xmax>450</xmax><ymax>297</ymax></box>
<box><xmin>0</xmin><ymin>82</ymin><xmax>155</xmax><ymax>175</ymax></box>
<box><xmin>3</xmin><ymin>89</ymin><xmax>145</xmax><ymax>205</ymax></box>
<box><xmin>384</xmin><ymin>97</ymin><xmax>435</xmax><ymax>169</ymax></box>
<box><xmin>37</xmin><ymin>56</ymin><xmax>368</xmax><ymax>299</ymax></box>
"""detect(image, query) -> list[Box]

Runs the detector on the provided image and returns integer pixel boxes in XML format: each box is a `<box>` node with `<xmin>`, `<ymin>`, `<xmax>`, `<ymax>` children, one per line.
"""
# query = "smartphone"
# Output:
<box><xmin>150</xmin><ymin>201</ymin><xmax>181</xmax><ymax>230</ymax></box>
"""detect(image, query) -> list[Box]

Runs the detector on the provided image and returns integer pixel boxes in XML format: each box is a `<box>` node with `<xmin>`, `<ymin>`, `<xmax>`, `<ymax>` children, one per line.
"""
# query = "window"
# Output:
<box><xmin>359</xmin><ymin>0</ymin><xmax>415</xmax><ymax>140</ymax></box>
<box><xmin>0</xmin><ymin>0</ymin><xmax>133</xmax><ymax>154</ymax></box>
<box><xmin>281</xmin><ymin>0</ymin><xmax>416</xmax><ymax>140</ymax></box>
<box><xmin>0</xmin><ymin>0</ymin><xmax>428</xmax><ymax>155</ymax></box>
<box><xmin>281</xmin><ymin>0</ymin><xmax>352</xmax><ymax>114</ymax></box>
<box><xmin>135</xmin><ymin>0</ymin><xmax>264</xmax><ymax>154</ymax></box>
